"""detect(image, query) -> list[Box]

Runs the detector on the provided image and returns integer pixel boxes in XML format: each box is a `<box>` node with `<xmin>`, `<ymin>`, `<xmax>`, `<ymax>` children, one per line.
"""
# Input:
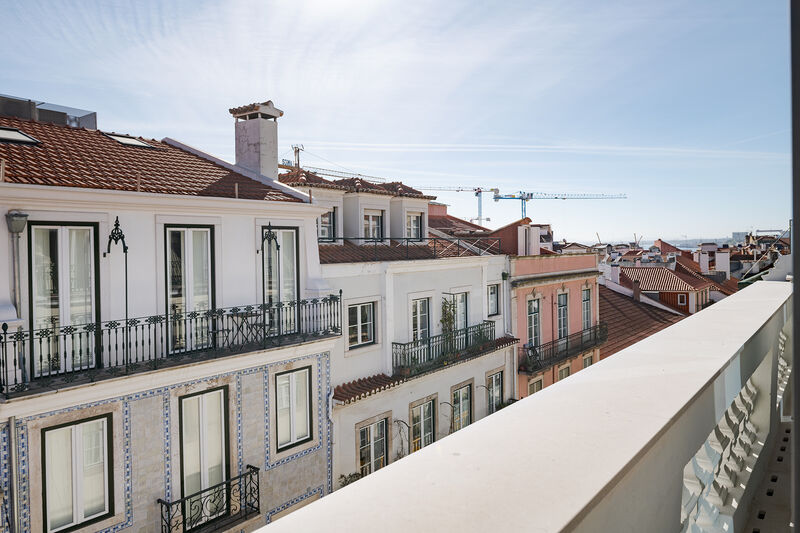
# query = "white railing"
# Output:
<box><xmin>259</xmin><ymin>281</ymin><xmax>792</xmax><ymax>533</ymax></box>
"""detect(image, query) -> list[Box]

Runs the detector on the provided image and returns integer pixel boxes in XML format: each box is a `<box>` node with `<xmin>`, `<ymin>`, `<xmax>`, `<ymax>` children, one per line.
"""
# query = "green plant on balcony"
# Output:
<box><xmin>338</xmin><ymin>472</ymin><xmax>363</xmax><ymax>488</ymax></box>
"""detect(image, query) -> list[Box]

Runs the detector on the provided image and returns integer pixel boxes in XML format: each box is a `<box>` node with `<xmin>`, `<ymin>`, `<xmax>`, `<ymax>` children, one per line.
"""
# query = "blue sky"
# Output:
<box><xmin>1</xmin><ymin>0</ymin><xmax>790</xmax><ymax>243</ymax></box>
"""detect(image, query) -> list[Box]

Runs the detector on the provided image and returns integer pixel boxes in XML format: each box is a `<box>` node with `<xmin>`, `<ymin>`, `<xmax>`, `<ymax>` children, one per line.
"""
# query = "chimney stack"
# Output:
<box><xmin>633</xmin><ymin>279</ymin><xmax>641</xmax><ymax>301</ymax></box>
<box><xmin>229</xmin><ymin>100</ymin><xmax>283</xmax><ymax>180</ymax></box>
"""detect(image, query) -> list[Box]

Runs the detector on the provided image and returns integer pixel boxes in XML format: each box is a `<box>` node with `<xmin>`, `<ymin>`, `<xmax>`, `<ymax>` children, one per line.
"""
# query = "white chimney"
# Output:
<box><xmin>698</xmin><ymin>252</ymin><xmax>710</xmax><ymax>274</ymax></box>
<box><xmin>229</xmin><ymin>100</ymin><xmax>283</xmax><ymax>180</ymax></box>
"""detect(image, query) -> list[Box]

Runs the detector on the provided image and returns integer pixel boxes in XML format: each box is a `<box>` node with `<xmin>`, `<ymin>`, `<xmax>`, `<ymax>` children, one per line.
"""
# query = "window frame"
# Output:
<box><xmin>363</xmin><ymin>210</ymin><xmax>384</xmax><ymax>241</ymax></box>
<box><xmin>260</xmin><ymin>225</ymin><xmax>300</xmax><ymax>306</ymax></box>
<box><xmin>348</xmin><ymin>302</ymin><xmax>376</xmax><ymax>348</ymax></box>
<box><xmin>41</xmin><ymin>413</ymin><xmax>114</xmax><ymax>533</ymax></box>
<box><xmin>451</xmin><ymin>383</ymin><xmax>472</xmax><ymax>432</ymax></box>
<box><xmin>583</xmin><ymin>354</ymin><xmax>593</xmax><ymax>368</ymax></box>
<box><xmin>454</xmin><ymin>292</ymin><xmax>468</xmax><ymax>330</ymax></box>
<box><xmin>357</xmin><ymin>417</ymin><xmax>388</xmax><ymax>476</ymax></box>
<box><xmin>411</xmin><ymin>297</ymin><xmax>430</xmax><ymax>341</ymax></box>
<box><xmin>487</xmin><ymin>371</ymin><xmax>503</xmax><ymax>414</ymax></box>
<box><xmin>528</xmin><ymin>378</ymin><xmax>543</xmax><ymax>395</ymax></box>
<box><xmin>527</xmin><ymin>298</ymin><xmax>541</xmax><ymax>347</ymax></box>
<box><xmin>581</xmin><ymin>288</ymin><xmax>591</xmax><ymax>330</ymax></box>
<box><xmin>405</xmin><ymin>212</ymin><xmax>423</xmax><ymax>241</ymax></box>
<box><xmin>678</xmin><ymin>293</ymin><xmax>687</xmax><ymax>306</ymax></box>
<box><xmin>487</xmin><ymin>284</ymin><xmax>500</xmax><ymax>317</ymax></box>
<box><xmin>558</xmin><ymin>365</ymin><xmax>571</xmax><ymax>381</ymax></box>
<box><xmin>557</xmin><ymin>292</ymin><xmax>569</xmax><ymax>339</ymax></box>
<box><xmin>317</xmin><ymin>208</ymin><xmax>336</xmax><ymax>242</ymax></box>
<box><xmin>274</xmin><ymin>366</ymin><xmax>314</xmax><ymax>452</ymax></box>
<box><xmin>410</xmin><ymin>398</ymin><xmax>436</xmax><ymax>452</ymax></box>
<box><xmin>163</xmin><ymin>224</ymin><xmax>216</xmax><ymax>315</ymax></box>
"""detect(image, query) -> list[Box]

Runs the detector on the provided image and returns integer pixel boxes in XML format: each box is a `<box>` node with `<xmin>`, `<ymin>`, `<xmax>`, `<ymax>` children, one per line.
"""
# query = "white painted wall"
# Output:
<box><xmin>341</xmin><ymin>192</ymin><xmax>392</xmax><ymax>240</ymax></box>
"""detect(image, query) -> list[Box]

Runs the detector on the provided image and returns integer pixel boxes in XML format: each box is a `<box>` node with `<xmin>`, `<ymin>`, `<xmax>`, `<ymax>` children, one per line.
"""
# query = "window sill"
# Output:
<box><xmin>346</xmin><ymin>341</ymin><xmax>379</xmax><ymax>354</ymax></box>
<box><xmin>487</xmin><ymin>313</ymin><xmax>501</xmax><ymax>318</ymax></box>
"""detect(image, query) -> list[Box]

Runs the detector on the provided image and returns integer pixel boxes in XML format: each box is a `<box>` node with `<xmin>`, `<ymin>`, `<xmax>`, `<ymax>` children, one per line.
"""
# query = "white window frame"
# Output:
<box><xmin>454</xmin><ymin>292</ymin><xmax>468</xmax><ymax>330</ymax></box>
<box><xmin>527</xmin><ymin>299</ymin><xmax>540</xmax><ymax>347</ymax></box>
<box><xmin>411</xmin><ymin>400</ymin><xmax>435</xmax><ymax>452</ymax></box>
<box><xmin>411</xmin><ymin>298</ymin><xmax>430</xmax><ymax>341</ymax></box>
<box><xmin>363</xmin><ymin>210</ymin><xmax>383</xmax><ymax>241</ymax></box>
<box><xmin>43</xmin><ymin>416</ymin><xmax>111</xmax><ymax>532</ymax></box>
<box><xmin>487</xmin><ymin>371</ymin><xmax>503</xmax><ymax>414</ymax></box>
<box><xmin>317</xmin><ymin>208</ymin><xmax>335</xmax><ymax>242</ymax></box>
<box><xmin>406</xmin><ymin>212</ymin><xmax>423</xmax><ymax>240</ymax></box>
<box><xmin>487</xmin><ymin>284</ymin><xmax>500</xmax><ymax>316</ymax></box>
<box><xmin>528</xmin><ymin>378</ymin><xmax>543</xmax><ymax>395</ymax></box>
<box><xmin>452</xmin><ymin>384</ymin><xmax>472</xmax><ymax>431</ymax></box>
<box><xmin>276</xmin><ymin>367</ymin><xmax>312</xmax><ymax>450</ymax></box>
<box><xmin>557</xmin><ymin>293</ymin><xmax>569</xmax><ymax>339</ymax></box>
<box><xmin>678</xmin><ymin>293</ymin><xmax>687</xmax><ymax>306</ymax></box>
<box><xmin>358</xmin><ymin>418</ymin><xmax>387</xmax><ymax>476</ymax></box>
<box><xmin>581</xmin><ymin>288</ymin><xmax>591</xmax><ymax>331</ymax></box>
<box><xmin>348</xmin><ymin>302</ymin><xmax>375</xmax><ymax>348</ymax></box>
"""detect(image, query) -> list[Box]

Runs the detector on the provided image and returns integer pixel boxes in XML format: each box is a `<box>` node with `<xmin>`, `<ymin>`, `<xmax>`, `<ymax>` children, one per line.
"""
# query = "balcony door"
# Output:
<box><xmin>262</xmin><ymin>227</ymin><xmax>298</xmax><ymax>335</ymax></box>
<box><xmin>180</xmin><ymin>388</ymin><xmax>228</xmax><ymax>529</ymax></box>
<box><xmin>411</xmin><ymin>298</ymin><xmax>430</xmax><ymax>363</ymax></box>
<box><xmin>167</xmin><ymin>227</ymin><xmax>213</xmax><ymax>353</ymax></box>
<box><xmin>30</xmin><ymin>224</ymin><xmax>97</xmax><ymax>377</ymax></box>
<box><xmin>557</xmin><ymin>293</ymin><xmax>569</xmax><ymax>353</ymax></box>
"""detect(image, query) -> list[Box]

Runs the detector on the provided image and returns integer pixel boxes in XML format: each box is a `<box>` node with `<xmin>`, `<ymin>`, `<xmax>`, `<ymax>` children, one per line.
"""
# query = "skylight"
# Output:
<box><xmin>104</xmin><ymin>133</ymin><xmax>152</xmax><ymax>147</ymax></box>
<box><xmin>0</xmin><ymin>127</ymin><xmax>39</xmax><ymax>144</ymax></box>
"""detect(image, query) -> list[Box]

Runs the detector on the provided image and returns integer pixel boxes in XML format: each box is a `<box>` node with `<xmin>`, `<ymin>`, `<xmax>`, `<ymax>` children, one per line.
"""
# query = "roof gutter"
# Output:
<box><xmin>162</xmin><ymin>138</ymin><xmax>310</xmax><ymax>202</ymax></box>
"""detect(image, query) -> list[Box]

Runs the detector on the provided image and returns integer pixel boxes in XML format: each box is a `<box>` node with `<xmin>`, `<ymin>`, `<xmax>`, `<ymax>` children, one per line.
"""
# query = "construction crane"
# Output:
<box><xmin>418</xmin><ymin>186</ymin><xmax>498</xmax><ymax>225</ymax></box>
<box><xmin>492</xmin><ymin>190</ymin><xmax>627</xmax><ymax>218</ymax></box>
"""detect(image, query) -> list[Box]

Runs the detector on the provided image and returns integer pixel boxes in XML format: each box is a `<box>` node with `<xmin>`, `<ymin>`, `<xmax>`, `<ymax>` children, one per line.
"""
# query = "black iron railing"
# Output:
<box><xmin>0</xmin><ymin>294</ymin><xmax>341</xmax><ymax>397</ymax></box>
<box><xmin>392</xmin><ymin>321</ymin><xmax>497</xmax><ymax>378</ymax></box>
<box><xmin>518</xmin><ymin>323</ymin><xmax>607</xmax><ymax>374</ymax></box>
<box><xmin>158</xmin><ymin>464</ymin><xmax>260</xmax><ymax>533</ymax></box>
<box><xmin>319</xmin><ymin>237</ymin><xmax>502</xmax><ymax>261</ymax></box>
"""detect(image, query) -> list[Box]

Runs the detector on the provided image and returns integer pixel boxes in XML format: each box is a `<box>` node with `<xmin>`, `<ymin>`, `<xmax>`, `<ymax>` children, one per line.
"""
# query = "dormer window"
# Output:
<box><xmin>406</xmin><ymin>212</ymin><xmax>422</xmax><ymax>240</ymax></box>
<box><xmin>363</xmin><ymin>210</ymin><xmax>383</xmax><ymax>241</ymax></box>
<box><xmin>318</xmin><ymin>208</ymin><xmax>335</xmax><ymax>242</ymax></box>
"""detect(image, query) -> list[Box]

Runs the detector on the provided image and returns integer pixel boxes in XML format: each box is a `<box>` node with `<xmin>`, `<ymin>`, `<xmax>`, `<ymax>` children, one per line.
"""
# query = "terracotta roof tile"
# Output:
<box><xmin>278</xmin><ymin>168</ymin><xmax>348</xmax><ymax>190</ymax></box>
<box><xmin>0</xmin><ymin>115</ymin><xmax>301</xmax><ymax>202</ymax></box>
<box><xmin>428</xmin><ymin>214</ymin><xmax>490</xmax><ymax>235</ymax></box>
<box><xmin>674</xmin><ymin>256</ymin><xmax>738</xmax><ymax>295</ymax></box>
<box><xmin>620</xmin><ymin>266</ymin><xmax>712</xmax><ymax>292</ymax></box>
<box><xmin>599</xmin><ymin>285</ymin><xmax>684</xmax><ymax>359</ymax></box>
<box><xmin>333</xmin><ymin>177</ymin><xmax>395</xmax><ymax>195</ymax></box>
<box><xmin>333</xmin><ymin>374</ymin><xmax>404</xmax><ymax>404</ymax></box>
<box><xmin>376</xmin><ymin>181</ymin><xmax>436</xmax><ymax>199</ymax></box>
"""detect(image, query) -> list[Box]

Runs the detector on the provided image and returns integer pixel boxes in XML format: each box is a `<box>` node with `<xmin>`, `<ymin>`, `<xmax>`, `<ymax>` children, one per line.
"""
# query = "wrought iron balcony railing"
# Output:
<box><xmin>0</xmin><ymin>294</ymin><xmax>341</xmax><ymax>398</ymax></box>
<box><xmin>158</xmin><ymin>464</ymin><xmax>260</xmax><ymax>533</ymax></box>
<box><xmin>318</xmin><ymin>237</ymin><xmax>502</xmax><ymax>261</ymax></box>
<box><xmin>518</xmin><ymin>323</ymin><xmax>607</xmax><ymax>374</ymax></box>
<box><xmin>392</xmin><ymin>321</ymin><xmax>501</xmax><ymax>378</ymax></box>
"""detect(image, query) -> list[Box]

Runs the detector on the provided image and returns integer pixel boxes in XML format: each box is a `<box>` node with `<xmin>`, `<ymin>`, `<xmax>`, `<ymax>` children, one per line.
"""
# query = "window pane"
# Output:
<box><xmin>82</xmin><ymin>420</ymin><xmax>106</xmax><ymax>518</ymax></box>
<box><xmin>359</xmin><ymin>428</ymin><xmax>371</xmax><ymax>475</ymax></box>
<box><xmin>281</xmin><ymin>231</ymin><xmax>297</xmax><ymax>302</ymax></box>
<box><xmin>348</xmin><ymin>306</ymin><xmax>359</xmax><ymax>346</ymax></box>
<box><xmin>168</xmin><ymin>230</ymin><xmax>185</xmax><ymax>312</ymax></box>
<box><xmin>191</xmin><ymin>231</ymin><xmax>210</xmax><ymax>312</ymax></box>
<box><xmin>46</xmin><ymin>427</ymin><xmax>74</xmax><ymax>530</ymax></box>
<box><xmin>205</xmin><ymin>391</ymin><xmax>225</xmax><ymax>488</ymax></box>
<box><xmin>68</xmin><ymin>228</ymin><xmax>93</xmax><ymax>325</ymax></box>
<box><xmin>360</xmin><ymin>304</ymin><xmax>373</xmax><ymax>343</ymax></box>
<box><xmin>181</xmin><ymin>396</ymin><xmax>202</xmax><ymax>496</ymax></box>
<box><xmin>277</xmin><ymin>375</ymin><xmax>291</xmax><ymax>447</ymax></box>
<box><xmin>373</xmin><ymin>421</ymin><xmax>386</xmax><ymax>471</ymax></box>
<box><xmin>411</xmin><ymin>406</ymin><xmax>421</xmax><ymax>451</ymax></box>
<box><xmin>33</xmin><ymin>227</ymin><xmax>60</xmax><ymax>331</ymax></box>
<box><xmin>294</xmin><ymin>371</ymin><xmax>310</xmax><ymax>440</ymax></box>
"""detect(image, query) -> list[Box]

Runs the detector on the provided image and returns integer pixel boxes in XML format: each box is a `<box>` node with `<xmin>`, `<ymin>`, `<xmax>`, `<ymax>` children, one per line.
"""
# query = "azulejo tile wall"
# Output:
<box><xmin>0</xmin><ymin>350</ymin><xmax>332</xmax><ymax>533</ymax></box>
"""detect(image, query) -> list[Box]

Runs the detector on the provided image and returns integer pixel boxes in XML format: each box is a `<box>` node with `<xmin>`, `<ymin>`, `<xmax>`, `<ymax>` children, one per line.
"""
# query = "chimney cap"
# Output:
<box><xmin>229</xmin><ymin>100</ymin><xmax>283</xmax><ymax>120</ymax></box>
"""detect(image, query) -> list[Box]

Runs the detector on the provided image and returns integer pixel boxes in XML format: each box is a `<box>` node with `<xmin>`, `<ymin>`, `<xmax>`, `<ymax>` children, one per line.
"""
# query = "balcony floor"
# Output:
<box><xmin>743</xmin><ymin>420</ymin><xmax>792</xmax><ymax>533</ymax></box>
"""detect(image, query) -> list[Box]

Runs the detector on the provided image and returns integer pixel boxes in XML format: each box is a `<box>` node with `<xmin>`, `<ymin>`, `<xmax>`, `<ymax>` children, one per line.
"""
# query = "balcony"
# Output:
<box><xmin>256</xmin><ymin>282</ymin><xmax>792</xmax><ymax>533</ymax></box>
<box><xmin>392</xmin><ymin>321</ymin><xmax>516</xmax><ymax>378</ymax></box>
<box><xmin>518</xmin><ymin>323</ymin><xmax>608</xmax><ymax>374</ymax></box>
<box><xmin>0</xmin><ymin>295</ymin><xmax>342</xmax><ymax>398</ymax></box>
<box><xmin>158</xmin><ymin>464</ymin><xmax>260</xmax><ymax>533</ymax></box>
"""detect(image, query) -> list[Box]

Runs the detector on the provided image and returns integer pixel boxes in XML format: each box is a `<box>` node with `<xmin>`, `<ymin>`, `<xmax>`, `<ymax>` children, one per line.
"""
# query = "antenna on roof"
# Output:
<box><xmin>292</xmin><ymin>144</ymin><xmax>304</xmax><ymax>167</ymax></box>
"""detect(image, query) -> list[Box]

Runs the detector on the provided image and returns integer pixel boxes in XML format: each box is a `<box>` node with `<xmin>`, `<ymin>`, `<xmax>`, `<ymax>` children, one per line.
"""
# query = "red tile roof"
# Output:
<box><xmin>376</xmin><ymin>182</ymin><xmax>436</xmax><ymax>199</ymax></box>
<box><xmin>620</xmin><ymin>266</ymin><xmax>712</xmax><ymax>292</ymax></box>
<box><xmin>599</xmin><ymin>285</ymin><xmax>684</xmax><ymax>359</ymax></box>
<box><xmin>333</xmin><ymin>374</ymin><xmax>404</xmax><ymax>404</ymax></box>
<box><xmin>332</xmin><ymin>177</ymin><xmax>395</xmax><ymax>195</ymax></box>
<box><xmin>318</xmin><ymin>233</ymin><xmax>491</xmax><ymax>264</ymax></box>
<box><xmin>0</xmin><ymin>115</ymin><xmax>301</xmax><ymax>202</ymax></box>
<box><xmin>428</xmin><ymin>214</ymin><xmax>490</xmax><ymax>235</ymax></box>
<box><xmin>278</xmin><ymin>168</ymin><xmax>348</xmax><ymax>190</ymax></box>
<box><xmin>674</xmin><ymin>255</ymin><xmax>738</xmax><ymax>296</ymax></box>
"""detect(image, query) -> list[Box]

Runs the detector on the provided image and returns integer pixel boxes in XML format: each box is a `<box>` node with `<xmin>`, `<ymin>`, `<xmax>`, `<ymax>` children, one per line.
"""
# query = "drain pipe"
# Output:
<box><xmin>8</xmin><ymin>417</ymin><xmax>18</xmax><ymax>533</ymax></box>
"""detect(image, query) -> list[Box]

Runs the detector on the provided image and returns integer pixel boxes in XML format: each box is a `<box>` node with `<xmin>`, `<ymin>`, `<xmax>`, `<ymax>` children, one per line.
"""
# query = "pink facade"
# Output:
<box><xmin>510</xmin><ymin>254</ymin><xmax>601</xmax><ymax>398</ymax></box>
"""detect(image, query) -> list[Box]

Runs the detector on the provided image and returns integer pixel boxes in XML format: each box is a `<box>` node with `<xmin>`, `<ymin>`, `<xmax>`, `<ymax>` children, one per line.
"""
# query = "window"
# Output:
<box><xmin>411</xmin><ymin>400</ymin><xmax>435</xmax><ymax>452</ymax></box>
<box><xmin>527</xmin><ymin>299</ymin><xmax>540</xmax><ymax>347</ymax></box>
<box><xmin>487</xmin><ymin>284</ymin><xmax>500</xmax><ymax>316</ymax></box>
<box><xmin>487</xmin><ymin>371</ymin><xmax>503</xmax><ymax>414</ymax></box>
<box><xmin>528</xmin><ymin>379</ymin><xmax>543</xmax><ymax>395</ymax></box>
<box><xmin>104</xmin><ymin>132</ymin><xmax>152</xmax><ymax>147</ymax></box>
<box><xmin>358</xmin><ymin>418</ymin><xmax>387</xmax><ymax>476</ymax></box>
<box><xmin>583</xmin><ymin>355</ymin><xmax>593</xmax><ymax>368</ymax></box>
<box><xmin>43</xmin><ymin>415</ymin><xmax>112</xmax><ymax>532</ymax></box>
<box><xmin>557</xmin><ymin>293</ymin><xmax>569</xmax><ymax>339</ymax></box>
<box><xmin>406</xmin><ymin>212</ymin><xmax>422</xmax><ymax>240</ymax></box>
<box><xmin>558</xmin><ymin>366</ymin><xmax>570</xmax><ymax>380</ymax></box>
<box><xmin>31</xmin><ymin>224</ymin><xmax>97</xmax><ymax>376</ymax></box>
<box><xmin>363</xmin><ymin>210</ymin><xmax>383</xmax><ymax>240</ymax></box>
<box><xmin>452</xmin><ymin>385</ymin><xmax>471</xmax><ymax>431</ymax></box>
<box><xmin>276</xmin><ymin>368</ymin><xmax>311</xmax><ymax>450</ymax></box>
<box><xmin>167</xmin><ymin>227</ymin><xmax>213</xmax><ymax>352</ymax></box>
<box><xmin>317</xmin><ymin>208</ymin><xmax>335</xmax><ymax>242</ymax></box>
<box><xmin>348</xmin><ymin>303</ymin><xmax>375</xmax><ymax>347</ymax></box>
<box><xmin>262</xmin><ymin>227</ymin><xmax>298</xmax><ymax>304</ymax></box>
<box><xmin>454</xmin><ymin>292</ymin><xmax>468</xmax><ymax>330</ymax></box>
<box><xmin>411</xmin><ymin>298</ymin><xmax>430</xmax><ymax>341</ymax></box>
<box><xmin>0</xmin><ymin>126</ymin><xmax>39</xmax><ymax>144</ymax></box>
<box><xmin>582</xmin><ymin>288</ymin><xmax>591</xmax><ymax>330</ymax></box>
<box><xmin>180</xmin><ymin>388</ymin><xmax>227</xmax><ymax>527</ymax></box>
<box><xmin>678</xmin><ymin>294</ymin><xmax>687</xmax><ymax>306</ymax></box>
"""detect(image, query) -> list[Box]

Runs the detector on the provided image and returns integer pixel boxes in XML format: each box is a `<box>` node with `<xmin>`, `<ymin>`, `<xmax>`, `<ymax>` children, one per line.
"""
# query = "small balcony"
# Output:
<box><xmin>518</xmin><ymin>323</ymin><xmax>608</xmax><ymax>374</ymax></box>
<box><xmin>157</xmin><ymin>464</ymin><xmax>260</xmax><ymax>533</ymax></box>
<box><xmin>0</xmin><ymin>295</ymin><xmax>342</xmax><ymax>398</ymax></box>
<box><xmin>392</xmin><ymin>321</ymin><xmax>516</xmax><ymax>378</ymax></box>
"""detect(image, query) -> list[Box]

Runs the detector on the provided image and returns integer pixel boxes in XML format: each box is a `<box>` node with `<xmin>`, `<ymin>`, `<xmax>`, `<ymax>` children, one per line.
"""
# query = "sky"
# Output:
<box><xmin>0</xmin><ymin>0</ymin><xmax>791</xmax><ymax>243</ymax></box>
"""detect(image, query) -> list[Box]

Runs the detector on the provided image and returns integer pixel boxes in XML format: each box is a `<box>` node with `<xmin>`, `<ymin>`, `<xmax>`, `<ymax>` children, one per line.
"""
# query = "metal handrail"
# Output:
<box><xmin>157</xmin><ymin>464</ymin><xmax>260</xmax><ymax>533</ymax></box>
<box><xmin>392</xmin><ymin>321</ymin><xmax>497</xmax><ymax>377</ymax></box>
<box><xmin>0</xmin><ymin>294</ymin><xmax>342</xmax><ymax>398</ymax></box>
<box><xmin>319</xmin><ymin>237</ymin><xmax>502</xmax><ymax>260</ymax></box>
<box><xmin>518</xmin><ymin>323</ymin><xmax>608</xmax><ymax>373</ymax></box>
